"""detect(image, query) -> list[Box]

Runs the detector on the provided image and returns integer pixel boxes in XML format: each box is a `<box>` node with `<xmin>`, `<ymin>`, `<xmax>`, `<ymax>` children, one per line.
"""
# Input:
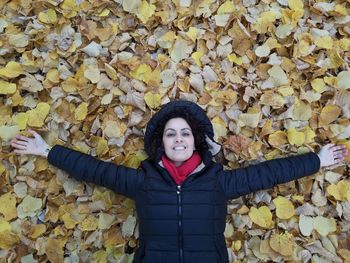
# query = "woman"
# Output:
<box><xmin>11</xmin><ymin>100</ymin><xmax>348</xmax><ymax>263</ymax></box>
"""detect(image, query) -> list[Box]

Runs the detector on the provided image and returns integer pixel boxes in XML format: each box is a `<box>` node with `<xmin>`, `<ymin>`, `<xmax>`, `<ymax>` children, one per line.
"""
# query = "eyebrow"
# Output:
<box><xmin>164</xmin><ymin>128</ymin><xmax>192</xmax><ymax>132</ymax></box>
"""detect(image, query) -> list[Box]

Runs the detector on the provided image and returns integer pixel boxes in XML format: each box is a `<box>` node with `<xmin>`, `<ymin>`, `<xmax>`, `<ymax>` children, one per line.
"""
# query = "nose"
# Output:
<box><xmin>175</xmin><ymin>135</ymin><xmax>183</xmax><ymax>143</ymax></box>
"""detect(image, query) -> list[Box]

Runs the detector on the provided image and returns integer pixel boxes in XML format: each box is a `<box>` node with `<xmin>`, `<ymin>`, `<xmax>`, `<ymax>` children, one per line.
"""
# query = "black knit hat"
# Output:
<box><xmin>144</xmin><ymin>100</ymin><xmax>214</xmax><ymax>157</ymax></box>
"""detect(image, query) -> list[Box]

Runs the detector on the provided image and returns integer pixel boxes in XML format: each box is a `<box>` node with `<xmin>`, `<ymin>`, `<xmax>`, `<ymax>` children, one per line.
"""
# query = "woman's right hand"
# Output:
<box><xmin>11</xmin><ymin>130</ymin><xmax>51</xmax><ymax>157</ymax></box>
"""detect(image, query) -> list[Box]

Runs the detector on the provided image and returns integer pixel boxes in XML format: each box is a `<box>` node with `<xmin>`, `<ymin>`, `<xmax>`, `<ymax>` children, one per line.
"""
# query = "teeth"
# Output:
<box><xmin>174</xmin><ymin>146</ymin><xmax>186</xmax><ymax>150</ymax></box>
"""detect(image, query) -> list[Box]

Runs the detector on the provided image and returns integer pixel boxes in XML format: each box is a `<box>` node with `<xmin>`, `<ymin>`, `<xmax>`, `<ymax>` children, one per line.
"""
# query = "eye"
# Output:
<box><xmin>182</xmin><ymin>131</ymin><xmax>191</xmax><ymax>137</ymax></box>
<box><xmin>166</xmin><ymin>133</ymin><xmax>175</xmax><ymax>137</ymax></box>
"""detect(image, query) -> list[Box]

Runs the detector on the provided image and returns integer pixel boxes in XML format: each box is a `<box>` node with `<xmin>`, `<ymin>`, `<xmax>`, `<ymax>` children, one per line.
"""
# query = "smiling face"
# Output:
<box><xmin>162</xmin><ymin>117</ymin><xmax>195</xmax><ymax>167</ymax></box>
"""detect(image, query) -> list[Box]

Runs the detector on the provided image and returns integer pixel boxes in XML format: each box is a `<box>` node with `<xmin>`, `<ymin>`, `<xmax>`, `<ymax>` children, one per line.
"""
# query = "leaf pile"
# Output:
<box><xmin>0</xmin><ymin>0</ymin><xmax>350</xmax><ymax>262</ymax></box>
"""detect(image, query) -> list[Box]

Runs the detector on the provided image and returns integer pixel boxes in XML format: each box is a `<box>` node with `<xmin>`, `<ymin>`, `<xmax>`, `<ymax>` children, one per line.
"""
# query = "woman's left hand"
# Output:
<box><xmin>317</xmin><ymin>144</ymin><xmax>348</xmax><ymax>167</ymax></box>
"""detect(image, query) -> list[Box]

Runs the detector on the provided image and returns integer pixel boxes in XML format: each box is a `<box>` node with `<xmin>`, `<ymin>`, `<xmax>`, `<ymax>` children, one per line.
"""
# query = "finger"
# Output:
<box><xmin>12</xmin><ymin>144</ymin><xmax>27</xmax><ymax>150</ymax></box>
<box><xmin>334</xmin><ymin>149</ymin><xmax>348</xmax><ymax>157</ymax></box>
<box><xmin>331</xmin><ymin>145</ymin><xmax>347</xmax><ymax>151</ymax></box>
<box><xmin>15</xmin><ymin>135</ymin><xmax>30</xmax><ymax>142</ymax></box>
<box><xmin>11</xmin><ymin>141</ymin><xmax>27</xmax><ymax>148</ymax></box>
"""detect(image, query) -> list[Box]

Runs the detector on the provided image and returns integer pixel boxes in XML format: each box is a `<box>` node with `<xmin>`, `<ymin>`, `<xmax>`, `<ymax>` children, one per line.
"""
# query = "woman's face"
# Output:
<box><xmin>162</xmin><ymin>117</ymin><xmax>195</xmax><ymax>167</ymax></box>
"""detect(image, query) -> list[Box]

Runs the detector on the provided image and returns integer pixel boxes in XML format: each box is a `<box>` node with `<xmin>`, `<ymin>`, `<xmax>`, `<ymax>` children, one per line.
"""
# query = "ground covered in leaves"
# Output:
<box><xmin>0</xmin><ymin>0</ymin><xmax>350</xmax><ymax>262</ymax></box>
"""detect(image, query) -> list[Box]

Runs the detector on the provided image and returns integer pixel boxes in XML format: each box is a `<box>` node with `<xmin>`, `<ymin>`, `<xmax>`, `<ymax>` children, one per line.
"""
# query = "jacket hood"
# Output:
<box><xmin>144</xmin><ymin>100</ymin><xmax>215</xmax><ymax>158</ymax></box>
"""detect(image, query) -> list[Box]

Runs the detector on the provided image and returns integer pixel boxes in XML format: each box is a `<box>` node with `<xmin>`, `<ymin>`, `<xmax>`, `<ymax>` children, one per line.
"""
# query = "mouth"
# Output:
<box><xmin>173</xmin><ymin>146</ymin><xmax>187</xmax><ymax>151</ymax></box>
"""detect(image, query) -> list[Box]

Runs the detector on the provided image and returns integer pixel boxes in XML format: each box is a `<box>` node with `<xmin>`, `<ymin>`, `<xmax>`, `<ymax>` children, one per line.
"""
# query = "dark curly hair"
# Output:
<box><xmin>148</xmin><ymin>111</ymin><xmax>209</xmax><ymax>161</ymax></box>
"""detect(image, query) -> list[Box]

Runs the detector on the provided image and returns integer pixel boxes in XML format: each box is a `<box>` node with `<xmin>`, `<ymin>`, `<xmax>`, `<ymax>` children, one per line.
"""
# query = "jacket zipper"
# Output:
<box><xmin>177</xmin><ymin>185</ymin><xmax>184</xmax><ymax>263</ymax></box>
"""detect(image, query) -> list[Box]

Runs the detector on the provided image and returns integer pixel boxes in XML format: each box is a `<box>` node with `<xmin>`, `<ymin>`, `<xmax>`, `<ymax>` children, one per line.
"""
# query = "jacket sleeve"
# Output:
<box><xmin>47</xmin><ymin>145</ymin><xmax>144</xmax><ymax>199</ymax></box>
<box><xmin>218</xmin><ymin>152</ymin><xmax>320</xmax><ymax>199</ymax></box>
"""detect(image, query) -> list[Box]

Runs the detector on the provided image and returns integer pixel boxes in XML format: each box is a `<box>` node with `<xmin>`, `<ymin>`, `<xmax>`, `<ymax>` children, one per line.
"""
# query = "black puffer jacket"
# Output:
<box><xmin>47</xmin><ymin>101</ymin><xmax>320</xmax><ymax>263</ymax></box>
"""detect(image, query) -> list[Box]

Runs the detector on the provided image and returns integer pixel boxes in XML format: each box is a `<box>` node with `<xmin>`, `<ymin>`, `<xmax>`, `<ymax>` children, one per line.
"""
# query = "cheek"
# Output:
<box><xmin>162</xmin><ymin>137</ymin><xmax>171</xmax><ymax>150</ymax></box>
<box><xmin>187</xmin><ymin>137</ymin><xmax>195</xmax><ymax>149</ymax></box>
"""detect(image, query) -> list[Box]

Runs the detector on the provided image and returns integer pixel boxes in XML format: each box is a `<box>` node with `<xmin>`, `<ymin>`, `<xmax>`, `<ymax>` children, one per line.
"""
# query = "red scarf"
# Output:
<box><xmin>162</xmin><ymin>152</ymin><xmax>202</xmax><ymax>185</ymax></box>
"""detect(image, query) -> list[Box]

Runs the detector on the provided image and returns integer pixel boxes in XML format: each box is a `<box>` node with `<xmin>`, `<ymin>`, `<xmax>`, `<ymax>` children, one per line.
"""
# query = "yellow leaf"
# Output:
<box><xmin>157</xmin><ymin>31</ymin><xmax>176</xmax><ymax>49</ymax></box>
<box><xmin>267</xmin><ymin>65</ymin><xmax>289</xmax><ymax>87</ymax></box>
<box><xmin>122</xmin><ymin>151</ymin><xmax>148</xmax><ymax>169</ymax></box>
<box><xmin>302</xmin><ymin>127</ymin><xmax>316</xmax><ymax>144</ymax></box>
<box><xmin>217</xmin><ymin>1</ymin><xmax>235</xmax><ymax>14</ymax></box>
<box><xmin>98</xmin><ymin>8</ymin><xmax>110</xmax><ymax>17</ymax></box>
<box><xmin>253</xmin><ymin>11</ymin><xmax>276</xmax><ymax>34</ymax></box>
<box><xmin>38</xmin><ymin>9</ymin><xmax>57</xmax><ymax>24</ymax></box>
<box><xmin>45</xmin><ymin>238</ymin><xmax>65</xmax><ymax>263</ymax></box>
<box><xmin>287</xmin><ymin>128</ymin><xmax>305</xmax><ymax>146</ymax></box>
<box><xmin>98</xmin><ymin>213</ymin><xmax>115</xmax><ymax>230</ymax></box>
<box><xmin>46</xmin><ymin>69</ymin><xmax>60</xmax><ymax>83</ymax></box>
<box><xmin>278</xmin><ymin>86</ymin><xmax>294</xmax><ymax>96</ymax></box>
<box><xmin>0</xmin><ymin>80</ymin><xmax>16</xmax><ymax>94</ymax></box>
<box><xmin>96</xmin><ymin>138</ymin><xmax>109</xmax><ymax>156</ymax></box>
<box><xmin>0</xmin><ymin>192</ymin><xmax>17</xmax><ymax>220</ymax></box>
<box><xmin>34</xmin><ymin>158</ymin><xmax>49</xmax><ymax>173</ymax></box>
<box><xmin>248</xmin><ymin>206</ymin><xmax>274</xmax><ymax>228</ymax></box>
<box><xmin>327</xmin><ymin>180</ymin><xmax>350</xmax><ymax>201</ymax></box>
<box><xmin>311</xmin><ymin>78</ymin><xmax>326</xmax><ymax>93</ymax></box>
<box><xmin>333</xmin><ymin>4</ymin><xmax>347</xmax><ymax>15</ymax></box>
<box><xmin>61</xmin><ymin>213</ymin><xmax>79</xmax><ymax>229</ymax></box>
<box><xmin>84</xmin><ymin>67</ymin><xmax>100</xmax><ymax>83</ymax></box>
<box><xmin>130</xmin><ymin>64</ymin><xmax>152</xmax><ymax>82</ymax></box>
<box><xmin>104</xmin><ymin>120</ymin><xmax>125</xmax><ymax>138</ymax></box>
<box><xmin>137</xmin><ymin>1</ymin><xmax>156</xmax><ymax>23</ymax></box>
<box><xmin>273</xmin><ymin>196</ymin><xmax>295</xmax><ymax>220</ymax></box>
<box><xmin>313</xmin><ymin>216</ymin><xmax>337</xmax><ymax>236</ymax></box>
<box><xmin>215</xmin><ymin>89</ymin><xmax>238</xmax><ymax>105</ymax></box>
<box><xmin>80</xmin><ymin>216</ymin><xmax>98</xmax><ymax>231</ymax></box>
<box><xmin>0</xmin><ymin>61</ymin><xmax>24</xmax><ymax>78</ymax></box>
<box><xmin>314</xmin><ymin>36</ymin><xmax>333</xmax><ymax>49</ymax></box>
<box><xmin>75</xmin><ymin>102</ymin><xmax>88</xmax><ymax>121</ymax></box>
<box><xmin>212</xmin><ymin>116</ymin><xmax>227</xmax><ymax>141</ymax></box>
<box><xmin>143</xmin><ymin>67</ymin><xmax>161</xmax><ymax>86</ymax></box>
<box><xmin>227</xmin><ymin>53</ymin><xmax>243</xmax><ymax>65</ymax></box>
<box><xmin>269</xmin><ymin>232</ymin><xmax>294</xmax><ymax>256</ymax></box>
<box><xmin>0</xmin><ymin>125</ymin><xmax>20</xmax><ymax>142</ymax></box>
<box><xmin>93</xmin><ymin>250</ymin><xmax>108</xmax><ymax>263</ymax></box>
<box><xmin>8</xmin><ymin>34</ymin><xmax>29</xmax><ymax>48</ymax></box>
<box><xmin>27</xmin><ymin>102</ymin><xmax>50</xmax><ymax>128</ymax></box>
<box><xmin>12</xmin><ymin>112</ymin><xmax>28</xmax><ymax>130</ymax></box>
<box><xmin>237</xmin><ymin>107</ymin><xmax>261</xmax><ymax>128</ymax></box>
<box><xmin>0</xmin><ymin>230</ymin><xmax>19</xmax><ymax>249</ymax></box>
<box><xmin>29</xmin><ymin>224</ymin><xmax>46</xmax><ymax>239</ymax></box>
<box><xmin>288</xmin><ymin>0</ymin><xmax>303</xmax><ymax>10</ymax></box>
<box><xmin>186</xmin><ymin>27</ymin><xmax>198</xmax><ymax>42</ymax></box>
<box><xmin>62</xmin><ymin>77</ymin><xmax>79</xmax><ymax>92</ymax></box>
<box><xmin>144</xmin><ymin>92</ymin><xmax>161</xmax><ymax>109</ymax></box>
<box><xmin>268</xmin><ymin>131</ymin><xmax>288</xmax><ymax>147</ymax></box>
<box><xmin>292</xmin><ymin>99</ymin><xmax>312</xmax><ymax>121</ymax></box>
<box><xmin>191</xmin><ymin>51</ymin><xmax>203</xmax><ymax>67</ymax></box>
<box><xmin>0</xmin><ymin>218</ymin><xmax>11</xmax><ymax>233</ymax></box>
<box><xmin>0</xmin><ymin>163</ymin><xmax>5</xmax><ymax>175</ymax></box>
<box><xmin>104</xmin><ymin>64</ymin><xmax>118</xmax><ymax>80</ymax></box>
<box><xmin>319</xmin><ymin>104</ymin><xmax>341</xmax><ymax>127</ymax></box>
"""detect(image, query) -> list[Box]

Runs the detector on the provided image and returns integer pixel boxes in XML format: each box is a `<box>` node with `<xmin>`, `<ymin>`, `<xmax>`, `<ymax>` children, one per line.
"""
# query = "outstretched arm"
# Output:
<box><xmin>11</xmin><ymin>130</ymin><xmax>144</xmax><ymax>198</ymax></box>
<box><xmin>218</xmin><ymin>144</ymin><xmax>348</xmax><ymax>199</ymax></box>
